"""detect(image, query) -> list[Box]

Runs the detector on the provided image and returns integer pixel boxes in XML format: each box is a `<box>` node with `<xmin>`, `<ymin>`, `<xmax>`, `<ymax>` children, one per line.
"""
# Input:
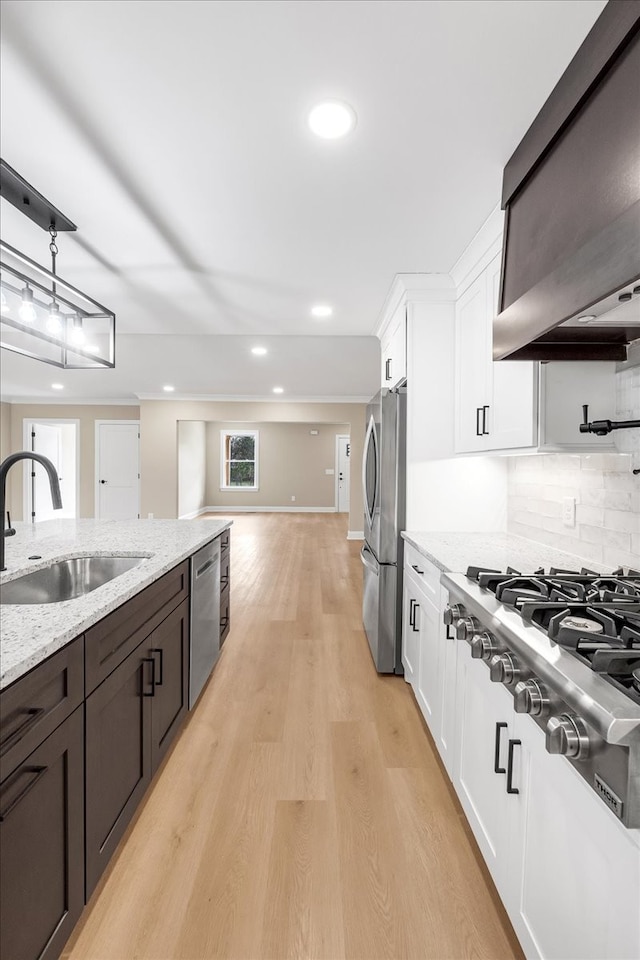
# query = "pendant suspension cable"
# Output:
<box><xmin>49</xmin><ymin>225</ymin><xmax>58</xmax><ymax>300</ymax></box>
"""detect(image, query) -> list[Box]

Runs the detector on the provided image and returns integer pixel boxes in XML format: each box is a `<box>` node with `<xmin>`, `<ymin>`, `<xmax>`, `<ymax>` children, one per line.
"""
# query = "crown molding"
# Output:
<box><xmin>135</xmin><ymin>393</ymin><xmax>371</xmax><ymax>404</ymax></box>
<box><xmin>374</xmin><ymin>273</ymin><xmax>457</xmax><ymax>340</ymax></box>
<box><xmin>449</xmin><ymin>204</ymin><xmax>504</xmax><ymax>294</ymax></box>
<box><xmin>0</xmin><ymin>396</ymin><xmax>140</xmax><ymax>406</ymax></box>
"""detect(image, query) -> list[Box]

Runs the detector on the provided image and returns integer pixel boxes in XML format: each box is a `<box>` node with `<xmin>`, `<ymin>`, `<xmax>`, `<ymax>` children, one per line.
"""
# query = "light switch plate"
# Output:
<box><xmin>562</xmin><ymin>497</ymin><xmax>576</xmax><ymax>527</ymax></box>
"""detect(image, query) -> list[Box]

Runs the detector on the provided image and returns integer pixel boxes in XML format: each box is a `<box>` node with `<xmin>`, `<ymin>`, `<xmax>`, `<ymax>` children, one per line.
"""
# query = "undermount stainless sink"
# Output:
<box><xmin>0</xmin><ymin>556</ymin><xmax>148</xmax><ymax>604</ymax></box>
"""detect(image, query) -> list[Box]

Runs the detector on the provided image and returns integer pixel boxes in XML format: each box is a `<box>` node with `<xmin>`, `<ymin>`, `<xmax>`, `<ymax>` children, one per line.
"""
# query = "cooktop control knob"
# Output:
<box><xmin>489</xmin><ymin>652</ymin><xmax>521</xmax><ymax>685</ymax></box>
<box><xmin>470</xmin><ymin>631</ymin><xmax>498</xmax><ymax>661</ymax></box>
<box><xmin>456</xmin><ymin>616</ymin><xmax>479</xmax><ymax>642</ymax></box>
<box><xmin>443</xmin><ymin>603</ymin><xmax>464</xmax><ymax>627</ymax></box>
<box><xmin>514</xmin><ymin>679</ymin><xmax>550</xmax><ymax>717</ymax></box>
<box><xmin>546</xmin><ymin>715</ymin><xmax>590</xmax><ymax>760</ymax></box>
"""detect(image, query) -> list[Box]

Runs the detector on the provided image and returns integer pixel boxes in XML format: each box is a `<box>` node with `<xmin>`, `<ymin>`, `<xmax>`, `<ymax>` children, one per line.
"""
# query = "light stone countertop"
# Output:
<box><xmin>401</xmin><ymin>531</ymin><xmax>626</xmax><ymax>576</ymax></box>
<box><xmin>0</xmin><ymin>517</ymin><xmax>233</xmax><ymax>690</ymax></box>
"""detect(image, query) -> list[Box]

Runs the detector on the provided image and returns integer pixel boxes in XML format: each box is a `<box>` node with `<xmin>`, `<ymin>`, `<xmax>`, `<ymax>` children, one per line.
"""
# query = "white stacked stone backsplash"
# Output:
<box><xmin>507</xmin><ymin>453</ymin><xmax>640</xmax><ymax>570</ymax></box>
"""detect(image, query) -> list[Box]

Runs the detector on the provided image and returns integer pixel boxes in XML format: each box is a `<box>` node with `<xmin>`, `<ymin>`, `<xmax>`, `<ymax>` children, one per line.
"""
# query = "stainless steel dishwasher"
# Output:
<box><xmin>189</xmin><ymin>538</ymin><xmax>221</xmax><ymax>708</ymax></box>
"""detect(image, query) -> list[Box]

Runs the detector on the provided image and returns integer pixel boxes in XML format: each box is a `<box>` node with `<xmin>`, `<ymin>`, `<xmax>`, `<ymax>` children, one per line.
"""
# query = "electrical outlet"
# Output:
<box><xmin>291</xmin><ymin>495</ymin><xmax>296</xmax><ymax>502</ymax></box>
<box><xmin>147</xmin><ymin>512</ymin><xmax>154</xmax><ymax>520</ymax></box>
<box><xmin>562</xmin><ymin>497</ymin><xmax>576</xmax><ymax>528</ymax></box>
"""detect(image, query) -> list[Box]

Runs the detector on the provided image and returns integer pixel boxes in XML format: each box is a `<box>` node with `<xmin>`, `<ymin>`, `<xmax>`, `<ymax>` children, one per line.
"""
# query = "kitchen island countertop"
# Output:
<box><xmin>401</xmin><ymin>530</ymin><xmax>632</xmax><ymax>577</ymax></box>
<box><xmin>0</xmin><ymin>517</ymin><xmax>232</xmax><ymax>690</ymax></box>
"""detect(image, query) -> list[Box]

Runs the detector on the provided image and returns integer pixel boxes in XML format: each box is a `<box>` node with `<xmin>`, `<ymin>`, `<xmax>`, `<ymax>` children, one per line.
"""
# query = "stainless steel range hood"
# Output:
<box><xmin>494</xmin><ymin>1</ymin><xmax>640</xmax><ymax>362</ymax></box>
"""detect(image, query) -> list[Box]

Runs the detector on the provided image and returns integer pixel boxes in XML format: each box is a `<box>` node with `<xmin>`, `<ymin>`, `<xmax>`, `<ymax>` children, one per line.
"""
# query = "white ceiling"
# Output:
<box><xmin>0</xmin><ymin>0</ymin><xmax>607</xmax><ymax>402</ymax></box>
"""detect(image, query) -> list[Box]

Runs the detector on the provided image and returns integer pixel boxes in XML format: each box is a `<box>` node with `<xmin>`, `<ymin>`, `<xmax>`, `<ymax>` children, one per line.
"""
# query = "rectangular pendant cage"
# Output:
<box><xmin>0</xmin><ymin>241</ymin><xmax>115</xmax><ymax>369</ymax></box>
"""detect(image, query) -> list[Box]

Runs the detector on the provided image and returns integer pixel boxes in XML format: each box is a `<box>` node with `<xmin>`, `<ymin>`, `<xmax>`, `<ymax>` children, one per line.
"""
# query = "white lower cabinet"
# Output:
<box><xmin>509</xmin><ymin>710</ymin><xmax>640</xmax><ymax>960</ymax></box>
<box><xmin>453</xmin><ymin>640</ymin><xmax>640</xmax><ymax>960</ymax></box>
<box><xmin>434</xmin><ymin>583</ymin><xmax>458</xmax><ymax>778</ymax></box>
<box><xmin>402</xmin><ymin>562</ymin><xmax>640</xmax><ymax>959</ymax></box>
<box><xmin>401</xmin><ymin>580</ymin><xmax>420</xmax><ymax>690</ymax></box>
<box><xmin>402</xmin><ymin>553</ymin><xmax>457</xmax><ymax>776</ymax></box>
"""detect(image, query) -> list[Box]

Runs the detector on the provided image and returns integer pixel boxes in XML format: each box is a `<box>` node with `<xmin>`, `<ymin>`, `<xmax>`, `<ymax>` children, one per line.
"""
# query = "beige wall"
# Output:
<box><xmin>178</xmin><ymin>421</ymin><xmax>207</xmax><ymax>517</ymax></box>
<box><xmin>5</xmin><ymin>404</ymin><xmax>140</xmax><ymax>520</ymax></box>
<box><xmin>0</xmin><ymin>402</ymin><xmax>11</xmax><ymax>462</ymax></box>
<box><xmin>140</xmin><ymin>400</ymin><xmax>366</xmax><ymax>533</ymax></box>
<box><xmin>203</xmin><ymin>421</ymin><xmax>349</xmax><ymax>509</ymax></box>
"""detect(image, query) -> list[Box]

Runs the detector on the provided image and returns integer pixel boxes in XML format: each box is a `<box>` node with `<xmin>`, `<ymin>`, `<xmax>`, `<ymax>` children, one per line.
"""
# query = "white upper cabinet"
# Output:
<box><xmin>455</xmin><ymin>252</ymin><xmax>537</xmax><ymax>454</ymax></box>
<box><xmin>379</xmin><ymin>301</ymin><xmax>407</xmax><ymax>388</ymax></box>
<box><xmin>453</xmin><ymin>208</ymin><xmax>617</xmax><ymax>455</ymax></box>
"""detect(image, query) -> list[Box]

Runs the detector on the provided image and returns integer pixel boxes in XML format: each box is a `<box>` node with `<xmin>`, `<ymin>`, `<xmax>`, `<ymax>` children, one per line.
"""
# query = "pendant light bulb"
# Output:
<box><xmin>46</xmin><ymin>302</ymin><xmax>62</xmax><ymax>334</ymax></box>
<box><xmin>19</xmin><ymin>285</ymin><xmax>37</xmax><ymax>323</ymax></box>
<box><xmin>70</xmin><ymin>315</ymin><xmax>86</xmax><ymax>345</ymax></box>
<box><xmin>0</xmin><ymin>288</ymin><xmax>10</xmax><ymax>314</ymax></box>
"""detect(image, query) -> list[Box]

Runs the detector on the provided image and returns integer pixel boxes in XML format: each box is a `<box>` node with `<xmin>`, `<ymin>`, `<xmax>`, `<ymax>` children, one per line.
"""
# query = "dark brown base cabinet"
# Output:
<box><xmin>0</xmin><ymin>535</ymin><xmax>229</xmax><ymax>960</ymax></box>
<box><xmin>85</xmin><ymin>598</ymin><xmax>189</xmax><ymax>897</ymax></box>
<box><xmin>220</xmin><ymin>529</ymin><xmax>231</xmax><ymax>647</ymax></box>
<box><xmin>0</xmin><ymin>706</ymin><xmax>84</xmax><ymax>960</ymax></box>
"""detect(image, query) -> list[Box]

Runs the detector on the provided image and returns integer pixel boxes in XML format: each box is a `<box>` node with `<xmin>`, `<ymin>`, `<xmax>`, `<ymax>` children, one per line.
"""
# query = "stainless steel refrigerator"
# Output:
<box><xmin>360</xmin><ymin>387</ymin><xmax>406</xmax><ymax>673</ymax></box>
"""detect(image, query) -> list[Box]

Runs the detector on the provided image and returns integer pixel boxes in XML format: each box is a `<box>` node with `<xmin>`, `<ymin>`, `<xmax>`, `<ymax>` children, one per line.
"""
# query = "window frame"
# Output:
<box><xmin>219</xmin><ymin>429</ymin><xmax>259</xmax><ymax>491</ymax></box>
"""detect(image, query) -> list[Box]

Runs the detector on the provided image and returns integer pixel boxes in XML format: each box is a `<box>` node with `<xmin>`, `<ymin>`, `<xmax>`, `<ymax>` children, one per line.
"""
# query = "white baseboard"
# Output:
<box><xmin>178</xmin><ymin>507</ymin><xmax>210</xmax><ymax>520</ymax></box>
<box><xmin>347</xmin><ymin>530</ymin><xmax>364</xmax><ymax>540</ymax></box>
<box><xmin>201</xmin><ymin>505</ymin><xmax>337</xmax><ymax>513</ymax></box>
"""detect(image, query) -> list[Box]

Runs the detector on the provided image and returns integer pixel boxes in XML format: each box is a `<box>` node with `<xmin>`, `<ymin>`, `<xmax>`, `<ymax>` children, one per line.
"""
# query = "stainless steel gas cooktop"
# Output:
<box><xmin>442</xmin><ymin>564</ymin><xmax>640</xmax><ymax>828</ymax></box>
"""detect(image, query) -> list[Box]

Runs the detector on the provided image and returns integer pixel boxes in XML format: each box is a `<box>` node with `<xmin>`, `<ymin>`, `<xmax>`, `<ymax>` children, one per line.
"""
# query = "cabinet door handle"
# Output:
<box><xmin>0</xmin><ymin>706</ymin><xmax>44</xmax><ymax>753</ymax></box>
<box><xmin>411</xmin><ymin>563</ymin><xmax>424</xmax><ymax>575</ymax></box>
<box><xmin>494</xmin><ymin>722</ymin><xmax>508</xmax><ymax>774</ymax></box>
<box><xmin>150</xmin><ymin>647</ymin><xmax>163</xmax><ymax>686</ymax></box>
<box><xmin>0</xmin><ymin>765</ymin><xmax>47</xmax><ymax>821</ymax></box>
<box><xmin>409</xmin><ymin>597</ymin><xmax>416</xmax><ymax>627</ymax></box>
<box><xmin>506</xmin><ymin>738</ymin><xmax>521</xmax><ymax>794</ymax></box>
<box><xmin>482</xmin><ymin>405</ymin><xmax>490</xmax><ymax>435</ymax></box>
<box><xmin>142</xmin><ymin>658</ymin><xmax>156</xmax><ymax>697</ymax></box>
<box><xmin>476</xmin><ymin>407</ymin><xmax>483</xmax><ymax>437</ymax></box>
<box><xmin>412</xmin><ymin>602</ymin><xmax>420</xmax><ymax>632</ymax></box>
<box><xmin>385</xmin><ymin>358</ymin><xmax>392</xmax><ymax>381</ymax></box>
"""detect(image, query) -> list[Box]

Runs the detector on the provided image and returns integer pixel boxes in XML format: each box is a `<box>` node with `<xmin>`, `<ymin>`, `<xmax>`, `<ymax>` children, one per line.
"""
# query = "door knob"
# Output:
<box><xmin>100</xmin><ymin>480</ymin><xmax>107</xmax><ymax>484</ymax></box>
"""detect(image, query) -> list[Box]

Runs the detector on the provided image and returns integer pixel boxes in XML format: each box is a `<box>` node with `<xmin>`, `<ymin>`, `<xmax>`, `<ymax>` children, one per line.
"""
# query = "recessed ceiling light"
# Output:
<box><xmin>311</xmin><ymin>304</ymin><xmax>333</xmax><ymax>318</ymax></box>
<box><xmin>273</xmin><ymin>387</ymin><xmax>284</xmax><ymax>394</ymax></box>
<box><xmin>251</xmin><ymin>347</ymin><xmax>268</xmax><ymax>355</ymax></box>
<box><xmin>163</xmin><ymin>385</ymin><xmax>175</xmax><ymax>392</ymax></box>
<box><xmin>576</xmin><ymin>314</ymin><xmax>596</xmax><ymax>323</ymax></box>
<box><xmin>51</xmin><ymin>383</ymin><xmax>64</xmax><ymax>390</ymax></box>
<box><xmin>308</xmin><ymin>100</ymin><xmax>356</xmax><ymax>139</ymax></box>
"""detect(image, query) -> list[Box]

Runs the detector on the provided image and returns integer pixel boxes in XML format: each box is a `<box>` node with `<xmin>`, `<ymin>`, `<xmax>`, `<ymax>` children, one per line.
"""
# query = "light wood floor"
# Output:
<box><xmin>63</xmin><ymin>513</ymin><xmax>523</xmax><ymax>960</ymax></box>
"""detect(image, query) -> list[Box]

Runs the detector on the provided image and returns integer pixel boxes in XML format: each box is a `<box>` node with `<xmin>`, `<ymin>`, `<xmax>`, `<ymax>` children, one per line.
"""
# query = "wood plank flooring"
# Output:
<box><xmin>63</xmin><ymin>513</ymin><xmax>523</xmax><ymax>960</ymax></box>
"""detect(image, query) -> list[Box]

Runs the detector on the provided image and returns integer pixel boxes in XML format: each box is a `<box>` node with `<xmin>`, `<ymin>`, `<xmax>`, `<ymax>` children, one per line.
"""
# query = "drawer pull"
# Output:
<box><xmin>506</xmin><ymin>739</ymin><xmax>521</xmax><ymax>795</ymax></box>
<box><xmin>494</xmin><ymin>722</ymin><xmax>507</xmax><ymax>774</ymax></box>
<box><xmin>0</xmin><ymin>765</ymin><xmax>47</xmax><ymax>821</ymax></box>
<box><xmin>142</xmin><ymin>658</ymin><xmax>156</xmax><ymax>697</ymax></box>
<box><xmin>411</xmin><ymin>564</ymin><xmax>424</xmax><ymax>576</ymax></box>
<box><xmin>150</xmin><ymin>647</ymin><xmax>164</xmax><ymax>686</ymax></box>
<box><xmin>1</xmin><ymin>707</ymin><xmax>44</xmax><ymax>754</ymax></box>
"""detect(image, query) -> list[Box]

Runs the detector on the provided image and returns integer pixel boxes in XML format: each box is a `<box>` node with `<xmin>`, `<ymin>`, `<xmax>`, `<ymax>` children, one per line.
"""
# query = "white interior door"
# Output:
<box><xmin>96</xmin><ymin>421</ymin><xmax>140</xmax><ymax>519</ymax></box>
<box><xmin>25</xmin><ymin>421</ymin><xmax>78</xmax><ymax>522</ymax></box>
<box><xmin>336</xmin><ymin>435</ymin><xmax>350</xmax><ymax>513</ymax></box>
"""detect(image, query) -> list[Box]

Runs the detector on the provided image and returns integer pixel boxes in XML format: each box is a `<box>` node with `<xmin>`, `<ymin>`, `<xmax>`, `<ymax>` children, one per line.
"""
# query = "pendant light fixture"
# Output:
<box><xmin>0</xmin><ymin>159</ymin><xmax>115</xmax><ymax>369</ymax></box>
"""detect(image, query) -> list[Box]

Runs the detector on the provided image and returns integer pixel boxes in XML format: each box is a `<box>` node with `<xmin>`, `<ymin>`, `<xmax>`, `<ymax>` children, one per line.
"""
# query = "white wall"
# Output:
<box><xmin>407</xmin><ymin>456</ymin><xmax>508</xmax><ymax>532</ymax></box>
<box><xmin>177</xmin><ymin>421</ymin><xmax>207</xmax><ymax>518</ymax></box>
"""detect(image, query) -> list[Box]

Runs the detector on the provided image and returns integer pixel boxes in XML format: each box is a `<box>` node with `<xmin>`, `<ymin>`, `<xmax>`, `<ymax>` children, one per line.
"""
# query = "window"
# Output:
<box><xmin>220</xmin><ymin>430</ymin><xmax>259</xmax><ymax>489</ymax></box>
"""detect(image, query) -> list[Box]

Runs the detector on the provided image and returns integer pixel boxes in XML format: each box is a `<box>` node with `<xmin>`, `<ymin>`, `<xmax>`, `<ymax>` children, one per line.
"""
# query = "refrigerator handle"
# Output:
<box><xmin>360</xmin><ymin>544</ymin><xmax>379</xmax><ymax>576</ymax></box>
<box><xmin>362</xmin><ymin>415</ymin><xmax>377</xmax><ymax>527</ymax></box>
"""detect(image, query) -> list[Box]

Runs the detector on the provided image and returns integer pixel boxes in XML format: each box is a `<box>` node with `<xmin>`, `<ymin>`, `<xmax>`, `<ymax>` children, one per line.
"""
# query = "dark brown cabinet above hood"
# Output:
<box><xmin>494</xmin><ymin>0</ymin><xmax>640</xmax><ymax>362</ymax></box>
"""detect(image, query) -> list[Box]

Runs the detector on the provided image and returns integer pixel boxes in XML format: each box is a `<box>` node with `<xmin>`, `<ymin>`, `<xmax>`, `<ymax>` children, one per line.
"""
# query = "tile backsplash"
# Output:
<box><xmin>507</xmin><ymin>453</ymin><xmax>640</xmax><ymax>569</ymax></box>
